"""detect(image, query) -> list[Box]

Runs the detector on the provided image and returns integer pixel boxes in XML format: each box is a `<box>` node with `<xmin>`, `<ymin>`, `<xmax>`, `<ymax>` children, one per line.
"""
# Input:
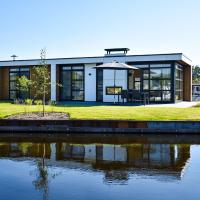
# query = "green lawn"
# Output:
<box><xmin>0</xmin><ymin>102</ymin><xmax>200</xmax><ymax>120</ymax></box>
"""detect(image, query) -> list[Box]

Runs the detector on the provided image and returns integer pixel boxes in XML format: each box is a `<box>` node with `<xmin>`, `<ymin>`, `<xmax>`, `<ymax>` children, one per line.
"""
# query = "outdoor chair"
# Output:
<box><xmin>120</xmin><ymin>89</ymin><xmax>149</xmax><ymax>105</ymax></box>
<box><xmin>120</xmin><ymin>90</ymin><xmax>149</xmax><ymax>105</ymax></box>
<box><xmin>132</xmin><ymin>90</ymin><xmax>149</xmax><ymax>105</ymax></box>
<box><xmin>120</xmin><ymin>90</ymin><xmax>129</xmax><ymax>103</ymax></box>
<box><xmin>131</xmin><ymin>90</ymin><xmax>149</xmax><ymax>105</ymax></box>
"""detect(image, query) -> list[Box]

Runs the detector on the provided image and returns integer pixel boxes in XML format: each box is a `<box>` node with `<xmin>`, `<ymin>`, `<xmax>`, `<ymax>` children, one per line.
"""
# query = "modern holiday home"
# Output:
<box><xmin>0</xmin><ymin>48</ymin><xmax>192</xmax><ymax>103</ymax></box>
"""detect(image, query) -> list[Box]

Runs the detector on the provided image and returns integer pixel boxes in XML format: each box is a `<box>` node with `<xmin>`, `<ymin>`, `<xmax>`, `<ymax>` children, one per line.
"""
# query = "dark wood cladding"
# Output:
<box><xmin>183</xmin><ymin>65</ymin><xmax>192</xmax><ymax>101</ymax></box>
<box><xmin>0</xmin><ymin>67</ymin><xmax>9</xmax><ymax>99</ymax></box>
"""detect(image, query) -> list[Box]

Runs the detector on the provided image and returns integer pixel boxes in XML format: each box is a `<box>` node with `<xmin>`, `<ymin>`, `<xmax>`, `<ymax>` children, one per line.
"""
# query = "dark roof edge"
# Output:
<box><xmin>0</xmin><ymin>52</ymin><xmax>186</xmax><ymax>63</ymax></box>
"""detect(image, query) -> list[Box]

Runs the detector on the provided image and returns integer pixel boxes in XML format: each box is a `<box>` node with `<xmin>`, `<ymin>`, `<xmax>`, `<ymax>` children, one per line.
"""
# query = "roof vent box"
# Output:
<box><xmin>104</xmin><ymin>48</ymin><xmax>130</xmax><ymax>56</ymax></box>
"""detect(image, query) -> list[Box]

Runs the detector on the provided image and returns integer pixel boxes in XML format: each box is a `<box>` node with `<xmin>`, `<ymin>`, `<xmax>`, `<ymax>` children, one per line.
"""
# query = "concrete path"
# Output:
<box><xmin>144</xmin><ymin>101</ymin><xmax>199</xmax><ymax>108</ymax></box>
<box><xmin>58</xmin><ymin>101</ymin><xmax>199</xmax><ymax>108</ymax></box>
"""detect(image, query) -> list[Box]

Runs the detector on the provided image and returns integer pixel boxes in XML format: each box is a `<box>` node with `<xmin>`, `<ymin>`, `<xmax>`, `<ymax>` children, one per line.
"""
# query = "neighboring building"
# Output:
<box><xmin>0</xmin><ymin>48</ymin><xmax>192</xmax><ymax>103</ymax></box>
<box><xmin>192</xmin><ymin>84</ymin><xmax>200</xmax><ymax>101</ymax></box>
<box><xmin>192</xmin><ymin>84</ymin><xmax>200</xmax><ymax>95</ymax></box>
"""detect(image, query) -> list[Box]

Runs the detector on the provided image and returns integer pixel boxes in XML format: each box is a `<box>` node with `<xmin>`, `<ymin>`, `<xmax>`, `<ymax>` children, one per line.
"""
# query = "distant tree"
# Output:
<box><xmin>192</xmin><ymin>65</ymin><xmax>200</xmax><ymax>84</ymax></box>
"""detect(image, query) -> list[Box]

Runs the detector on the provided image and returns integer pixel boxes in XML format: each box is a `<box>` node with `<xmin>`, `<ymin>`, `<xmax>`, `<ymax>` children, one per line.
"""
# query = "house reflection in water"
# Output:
<box><xmin>56</xmin><ymin>143</ymin><xmax>190</xmax><ymax>183</ymax></box>
<box><xmin>0</xmin><ymin>143</ymin><xmax>51</xmax><ymax>159</ymax></box>
<box><xmin>0</xmin><ymin>142</ymin><xmax>190</xmax><ymax>183</ymax></box>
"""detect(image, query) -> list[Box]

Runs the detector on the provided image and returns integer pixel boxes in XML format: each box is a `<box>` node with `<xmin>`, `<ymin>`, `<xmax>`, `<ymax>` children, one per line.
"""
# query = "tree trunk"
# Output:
<box><xmin>43</xmin><ymin>85</ymin><xmax>45</xmax><ymax>117</ymax></box>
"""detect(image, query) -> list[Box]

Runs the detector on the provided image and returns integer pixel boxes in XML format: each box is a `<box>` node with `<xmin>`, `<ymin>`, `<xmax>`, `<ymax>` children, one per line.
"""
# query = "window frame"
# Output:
<box><xmin>9</xmin><ymin>67</ymin><xmax>30</xmax><ymax>100</ymax></box>
<box><xmin>60</xmin><ymin>65</ymin><xmax>85</xmax><ymax>101</ymax></box>
<box><xmin>127</xmin><ymin>62</ymin><xmax>174</xmax><ymax>103</ymax></box>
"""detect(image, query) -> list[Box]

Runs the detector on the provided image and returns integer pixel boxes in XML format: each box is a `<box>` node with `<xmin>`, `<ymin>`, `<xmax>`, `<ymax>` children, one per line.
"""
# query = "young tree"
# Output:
<box><xmin>32</xmin><ymin>48</ymin><xmax>51</xmax><ymax>116</ymax></box>
<box><xmin>17</xmin><ymin>48</ymin><xmax>51</xmax><ymax>117</ymax></box>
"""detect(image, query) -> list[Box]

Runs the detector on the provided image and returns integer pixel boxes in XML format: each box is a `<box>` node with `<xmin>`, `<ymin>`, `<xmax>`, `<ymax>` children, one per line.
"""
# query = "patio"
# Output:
<box><xmin>58</xmin><ymin>101</ymin><xmax>199</xmax><ymax>108</ymax></box>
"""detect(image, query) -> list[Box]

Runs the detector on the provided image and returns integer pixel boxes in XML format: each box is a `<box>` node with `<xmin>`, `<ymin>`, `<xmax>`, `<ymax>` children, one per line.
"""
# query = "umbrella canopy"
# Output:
<box><xmin>94</xmin><ymin>61</ymin><xmax>138</xmax><ymax>70</ymax></box>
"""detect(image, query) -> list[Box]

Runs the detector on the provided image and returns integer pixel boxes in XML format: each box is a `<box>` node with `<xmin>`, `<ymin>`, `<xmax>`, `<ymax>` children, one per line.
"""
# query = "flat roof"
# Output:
<box><xmin>0</xmin><ymin>52</ymin><xmax>192</xmax><ymax>66</ymax></box>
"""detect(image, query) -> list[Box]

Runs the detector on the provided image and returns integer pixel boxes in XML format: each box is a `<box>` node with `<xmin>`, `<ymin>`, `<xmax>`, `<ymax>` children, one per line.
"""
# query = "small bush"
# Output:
<box><xmin>13</xmin><ymin>99</ymin><xmax>24</xmax><ymax>104</ymax></box>
<box><xmin>193</xmin><ymin>102</ymin><xmax>200</xmax><ymax>107</ymax></box>
<box><xmin>34</xmin><ymin>100</ymin><xmax>43</xmax><ymax>105</ymax></box>
<box><xmin>48</xmin><ymin>100</ymin><xmax>57</xmax><ymax>106</ymax></box>
<box><xmin>14</xmin><ymin>99</ymin><xmax>20</xmax><ymax>104</ymax></box>
<box><xmin>25</xmin><ymin>99</ymin><xmax>33</xmax><ymax>105</ymax></box>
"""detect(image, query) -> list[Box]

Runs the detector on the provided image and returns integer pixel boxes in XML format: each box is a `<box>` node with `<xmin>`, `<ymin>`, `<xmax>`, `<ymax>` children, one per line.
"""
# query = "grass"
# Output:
<box><xmin>0</xmin><ymin>101</ymin><xmax>200</xmax><ymax>120</ymax></box>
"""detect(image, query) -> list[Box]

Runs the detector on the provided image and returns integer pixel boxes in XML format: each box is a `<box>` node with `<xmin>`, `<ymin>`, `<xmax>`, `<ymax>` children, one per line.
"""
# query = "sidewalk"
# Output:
<box><xmin>145</xmin><ymin>101</ymin><xmax>199</xmax><ymax>108</ymax></box>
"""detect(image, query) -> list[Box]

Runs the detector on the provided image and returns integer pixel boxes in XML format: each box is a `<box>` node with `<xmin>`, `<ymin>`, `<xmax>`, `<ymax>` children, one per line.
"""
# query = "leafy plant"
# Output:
<box><xmin>47</xmin><ymin>100</ymin><xmax>57</xmax><ymax>106</ymax></box>
<box><xmin>25</xmin><ymin>99</ymin><xmax>33</xmax><ymax>105</ymax></box>
<box><xmin>34</xmin><ymin>100</ymin><xmax>43</xmax><ymax>106</ymax></box>
<box><xmin>16</xmin><ymin>75</ymin><xmax>32</xmax><ymax>95</ymax></box>
<box><xmin>14</xmin><ymin>99</ymin><xmax>21</xmax><ymax>105</ymax></box>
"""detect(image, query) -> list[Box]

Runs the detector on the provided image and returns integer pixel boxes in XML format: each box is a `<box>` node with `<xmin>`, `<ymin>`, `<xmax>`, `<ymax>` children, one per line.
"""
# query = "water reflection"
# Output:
<box><xmin>0</xmin><ymin>141</ymin><xmax>190</xmax><ymax>184</ymax></box>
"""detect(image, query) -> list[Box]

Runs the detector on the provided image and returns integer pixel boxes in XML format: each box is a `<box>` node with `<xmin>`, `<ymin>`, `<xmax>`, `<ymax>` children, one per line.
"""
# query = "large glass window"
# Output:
<box><xmin>9</xmin><ymin>67</ymin><xmax>30</xmax><ymax>99</ymax></box>
<box><xmin>60</xmin><ymin>65</ymin><xmax>84</xmax><ymax>101</ymax></box>
<box><xmin>141</xmin><ymin>64</ymin><xmax>172</xmax><ymax>102</ymax></box>
<box><xmin>175</xmin><ymin>64</ymin><xmax>183</xmax><ymax>101</ymax></box>
<box><xmin>128</xmin><ymin>63</ymin><xmax>173</xmax><ymax>103</ymax></box>
<box><xmin>149</xmin><ymin>65</ymin><xmax>172</xmax><ymax>102</ymax></box>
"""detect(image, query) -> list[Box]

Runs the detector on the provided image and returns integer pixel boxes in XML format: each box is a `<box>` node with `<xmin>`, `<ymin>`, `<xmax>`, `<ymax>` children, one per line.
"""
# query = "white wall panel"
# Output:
<box><xmin>51</xmin><ymin>64</ymin><xmax>56</xmax><ymax>101</ymax></box>
<box><xmin>84</xmin><ymin>64</ymin><xmax>96</xmax><ymax>101</ymax></box>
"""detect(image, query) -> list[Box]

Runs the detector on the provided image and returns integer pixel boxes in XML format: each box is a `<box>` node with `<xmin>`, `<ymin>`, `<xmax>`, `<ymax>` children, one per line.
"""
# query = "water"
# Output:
<box><xmin>0</xmin><ymin>134</ymin><xmax>200</xmax><ymax>200</ymax></box>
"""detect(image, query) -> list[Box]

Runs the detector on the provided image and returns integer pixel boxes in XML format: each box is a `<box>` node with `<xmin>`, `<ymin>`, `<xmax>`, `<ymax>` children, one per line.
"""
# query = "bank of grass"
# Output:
<box><xmin>0</xmin><ymin>101</ymin><xmax>200</xmax><ymax>120</ymax></box>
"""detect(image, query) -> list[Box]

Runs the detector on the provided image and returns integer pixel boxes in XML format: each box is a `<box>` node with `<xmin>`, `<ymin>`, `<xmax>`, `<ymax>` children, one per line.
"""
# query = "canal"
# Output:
<box><xmin>0</xmin><ymin>134</ymin><xmax>199</xmax><ymax>200</ymax></box>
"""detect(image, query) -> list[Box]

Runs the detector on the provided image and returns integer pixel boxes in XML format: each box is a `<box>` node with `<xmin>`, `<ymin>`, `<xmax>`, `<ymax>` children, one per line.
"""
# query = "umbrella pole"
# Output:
<box><xmin>114</xmin><ymin>69</ymin><xmax>116</xmax><ymax>104</ymax></box>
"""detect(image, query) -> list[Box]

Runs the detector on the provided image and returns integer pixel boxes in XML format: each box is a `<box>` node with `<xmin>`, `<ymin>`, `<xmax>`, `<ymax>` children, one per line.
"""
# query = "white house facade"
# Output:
<box><xmin>0</xmin><ymin>48</ymin><xmax>192</xmax><ymax>103</ymax></box>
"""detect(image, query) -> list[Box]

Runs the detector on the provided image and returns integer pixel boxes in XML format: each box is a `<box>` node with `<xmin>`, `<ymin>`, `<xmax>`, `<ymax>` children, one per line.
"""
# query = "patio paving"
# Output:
<box><xmin>58</xmin><ymin>101</ymin><xmax>199</xmax><ymax>108</ymax></box>
<box><xmin>144</xmin><ymin>101</ymin><xmax>199</xmax><ymax>108</ymax></box>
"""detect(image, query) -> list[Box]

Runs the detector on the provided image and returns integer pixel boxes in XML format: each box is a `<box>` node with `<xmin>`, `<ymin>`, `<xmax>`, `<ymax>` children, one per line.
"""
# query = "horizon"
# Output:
<box><xmin>0</xmin><ymin>0</ymin><xmax>200</xmax><ymax>65</ymax></box>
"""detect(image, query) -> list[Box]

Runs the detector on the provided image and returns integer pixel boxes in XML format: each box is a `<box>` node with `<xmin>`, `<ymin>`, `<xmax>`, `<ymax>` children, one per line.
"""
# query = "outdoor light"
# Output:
<box><xmin>88</xmin><ymin>73</ymin><xmax>92</xmax><ymax>76</ymax></box>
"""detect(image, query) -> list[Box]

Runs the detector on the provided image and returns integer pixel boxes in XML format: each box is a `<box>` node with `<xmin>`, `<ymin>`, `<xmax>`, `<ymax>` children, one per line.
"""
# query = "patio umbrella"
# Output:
<box><xmin>94</xmin><ymin>61</ymin><xmax>138</xmax><ymax>103</ymax></box>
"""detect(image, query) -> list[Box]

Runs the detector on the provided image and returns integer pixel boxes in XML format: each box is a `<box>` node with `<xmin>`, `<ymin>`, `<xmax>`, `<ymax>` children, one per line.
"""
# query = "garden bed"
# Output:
<box><xmin>6</xmin><ymin>112</ymin><xmax>69</xmax><ymax>120</ymax></box>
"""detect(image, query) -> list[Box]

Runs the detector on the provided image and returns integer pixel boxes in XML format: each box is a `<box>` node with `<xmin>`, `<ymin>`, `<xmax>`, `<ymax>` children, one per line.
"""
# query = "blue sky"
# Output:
<box><xmin>0</xmin><ymin>0</ymin><xmax>200</xmax><ymax>64</ymax></box>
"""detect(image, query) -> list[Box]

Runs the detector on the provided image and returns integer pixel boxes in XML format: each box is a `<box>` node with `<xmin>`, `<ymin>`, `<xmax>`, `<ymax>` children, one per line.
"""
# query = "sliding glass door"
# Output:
<box><xmin>60</xmin><ymin>65</ymin><xmax>84</xmax><ymax>101</ymax></box>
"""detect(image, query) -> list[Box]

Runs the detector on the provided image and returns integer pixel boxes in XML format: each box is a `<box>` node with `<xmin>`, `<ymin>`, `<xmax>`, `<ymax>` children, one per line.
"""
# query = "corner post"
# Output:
<box><xmin>51</xmin><ymin>63</ymin><xmax>56</xmax><ymax>101</ymax></box>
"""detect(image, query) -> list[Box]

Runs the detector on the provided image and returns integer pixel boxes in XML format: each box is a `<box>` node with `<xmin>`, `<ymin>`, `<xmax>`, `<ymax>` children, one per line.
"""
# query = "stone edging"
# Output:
<box><xmin>0</xmin><ymin>119</ymin><xmax>199</xmax><ymax>133</ymax></box>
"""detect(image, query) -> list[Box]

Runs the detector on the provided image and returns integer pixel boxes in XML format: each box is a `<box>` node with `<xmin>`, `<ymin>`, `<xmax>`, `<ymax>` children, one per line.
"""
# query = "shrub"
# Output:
<box><xmin>25</xmin><ymin>99</ymin><xmax>33</xmax><ymax>105</ymax></box>
<box><xmin>34</xmin><ymin>100</ymin><xmax>43</xmax><ymax>105</ymax></box>
<box><xmin>48</xmin><ymin>100</ymin><xmax>57</xmax><ymax>106</ymax></box>
<box><xmin>13</xmin><ymin>99</ymin><xmax>24</xmax><ymax>104</ymax></box>
<box><xmin>14</xmin><ymin>99</ymin><xmax>20</xmax><ymax>104</ymax></box>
